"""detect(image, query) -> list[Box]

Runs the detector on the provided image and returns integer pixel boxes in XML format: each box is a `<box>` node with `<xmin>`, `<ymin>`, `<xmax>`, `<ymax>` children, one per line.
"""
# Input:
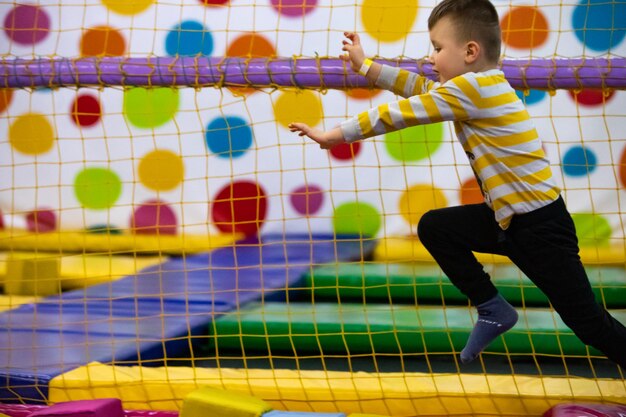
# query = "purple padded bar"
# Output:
<box><xmin>1</xmin><ymin>57</ymin><xmax>624</xmax><ymax>90</ymax></box>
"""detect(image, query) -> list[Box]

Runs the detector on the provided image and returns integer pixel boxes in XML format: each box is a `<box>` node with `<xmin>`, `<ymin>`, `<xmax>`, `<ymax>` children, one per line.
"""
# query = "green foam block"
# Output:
<box><xmin>210</xmin><ymin>302</ymin><xmax>626</xmax><ymax>356</ymax></box>
<box><xmin>301</xmin><ymin>263</ymin><xmax>626</xmax><ymax>307</ymax></box>
<box><xmin>180</xmin><ymin>387</ymin><xmax>272</xmax><ymax>417</ymax></box>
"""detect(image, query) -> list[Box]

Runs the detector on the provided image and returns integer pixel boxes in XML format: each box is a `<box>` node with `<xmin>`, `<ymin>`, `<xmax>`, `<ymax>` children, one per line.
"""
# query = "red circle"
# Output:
<box><xmin>212</xmin><ymin>180</ymin><xmax>267</xmax><ymax>236</ymax></box>
<box><xmin>0</xmin><ymin>209</ymin><xmax>4</xmax><ymax>230</ymax></box>
<box><xmin>568</xmin><ymin>89</ymin><xmax>615</xmax><ymax>107</ymax></box>
<box><xmin>330</xmin><ymin>142</ymin><xmax>361</xmax><ymax>160</ymax></box>
<box><xmin>71</xmin><ymin>94</ymin><xmax>102</xmax><ymax>127</ymax></box>
<box><xmin>26</xmin><ymin>209</ymin><xmax>56</xmax><ymax>232</ymax></box>
<box><xmin>199</xmin><ymin>0</ymin><xmax>229</xmax><ymax>5</ymax></box>
<box><xmin>619</xmin><ymin>146</ymin><xmax>626</xmax><ymax>190</ymax></box>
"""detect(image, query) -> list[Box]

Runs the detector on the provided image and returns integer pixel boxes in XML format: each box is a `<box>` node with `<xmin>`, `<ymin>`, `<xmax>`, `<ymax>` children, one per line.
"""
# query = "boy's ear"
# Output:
<box><xmin>465</xmin><ymin>41</ymin><xmax>480</xmax><ymax>63</ymax></box>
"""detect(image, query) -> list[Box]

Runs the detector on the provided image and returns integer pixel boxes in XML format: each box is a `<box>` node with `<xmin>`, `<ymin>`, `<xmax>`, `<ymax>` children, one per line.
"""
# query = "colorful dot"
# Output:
<box><xmin>460</xmin><ymin>177</ymin><xmax>484</xmax><ymax>205</ymax></box>
<box><xmin>124</xmin><ymin>88</ymin><xmax>179</xmax><ymax>128</ymax></box>
<box><xmin>333</xmin><ymin>201</ymin><xmax>381</xmax><ymax>237</ymax></box>
<box><xmin>80</xmin><ymin>26</ymin><xmax>126</xmax><ymax>57</ymax></box>
<box><xmin>569</xmin><ymin>89</ymin><xmax>615</xmax><ymax>107</ymax></box>
<box><xmin>0</xmin><ymin>209</ymin><xmax>4</xmax><ymax>229</ymax></box>
<box><xmin>274</xmin><ymin>90</ymin><xmax>323</xmax><ymax>129</ymax></box>
<box><xmin>166</xmin><ymin>20</ymin><xmax>213</xmax><ymax>57</ymax></box>
<box><xmin>212</xmin><ymin>180</ymin><xmax>268</xmax><ymax>236</ymax></box>
<box><xmin>131</xmin><ymin>200</ymin><xmax>177</xmax><ymax>235</ymax></box>
<box><xmin>618</xmin><ymin>147</ymin><xmax>626</xmax><ymax>190</ymax></box>
<box><xmin>227</xmin><ymin>33</ymin><xmax>277</xmax><ymax>58</ymax></box>
<box><xmin>501</xmin><ymin>6</ymin><xmax>549</xmax><ymax>49</ymax></box>
<box><xmin>562</xmin><ymin>146</ymin><xmax>597</xmax><ymax>177</ymax></box>
<box><xmin>330</xmin><ymin>142</ymin><xmax>361</xmax><ymax>161</ymax></box>
<box><xmin>71</xmin><ymin>94</ymin><xmax>102</xmax><ymax>127</ymax></box>
<box><xmin>290</xmin><ymin>184</ymin><xmax>324</xmax><ymax>215</ymax></box>
<box><xmin>271</xmin><ymin>0</ymin><xmax>318</xmax><ymax>17</ymax></box>
<box><xmin>9</xmin><ymin>113</ymin><xmax>54</xmax><ymax>155</ymax></box>
<box><xmin>384</xmin><ymin>123</ymin><xmax>443</xmax><ymax>162</ymax></box>
<box><xmin>138</xmin><ymin>150</ymin><xmax>184</xmax><ymax>191</ymax></box>
<box><xmin>101</xmin><ymin>0</ymin><xmax>155</xmax><ymax>15</ymax></box>
<box><xmin>361</xmin><ymin>0</ymin><xmax>418</xmax><ymax>43</ymax></box>
<box><xmin>572</xmin><ymin>0</ymin><xmax>626</xmax><ymax>52</ymax></box>
<box><xmin>26</xmin><ymin>209</ymin><xmax>56</xmax><ymax>233</ymax></box>
<box><xmin>205</xmin><ymin>116</ymin><xmax>253</xmax><ymax>159</ymax></box>
<box><xmin>74</xmin><ymin>167</ymin><xmax>122</xmax><ymax>209</ymax></box>
<box><xmin>515</xmin><ymin>89</ymin><xmax>547</xmax><ymax>106</ymax></box>
<box><xmin>345</xmin><ymin>88</ymin><xmax>382</xmax><ymax>100</ymax></box>
<box><xmin>571</xmin><ymin>213</ymin><xmax>612</xmax><ymax>247</ymax></box>
<box><xmin>0</xmin><ymin>89</ymin><xmax>13</xmax><ymax>113</ymax></box>
<box><xmin>4</xmin><ymin>4</ymin><xmax>50</xmax><ymax>45</ymax></box>
<box><xmin>399</xmin><ymin>184</ymin><xmax>448</xmax><ymax>227</ymax></box>
<box><xmin>199</xmin><ymin>0</ymin><xmax>229</xmax><ymax>5</ymax></box>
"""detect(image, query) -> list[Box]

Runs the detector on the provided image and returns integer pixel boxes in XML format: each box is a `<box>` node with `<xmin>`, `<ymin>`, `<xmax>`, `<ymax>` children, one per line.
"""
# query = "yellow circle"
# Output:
<box><xmin>101</xmin><ymin>0</ymin><xmax>155</xmax><ymax>15</ymax></box>
<box><xmin>9</xmin><ymin>113</ymin><xmax>54</xmax><ymax>155</ymax></box>
<box><xmin>361</xmin><ymin>0</ymin><xmax>418</xmax><ymax>42</ymax></box>
<box><xmin>399</xmin><ymin>184</ymin><xmax>447</xmax><ymax>226</ymax></box>
<box><xmin>274</xmin><ymin>90</ymin><xmax>324</xmax><ymax>129</ymax></box>
<box><xmin>138</xmin><ymin>149</ymin><xmax>184</xmax><ymax>191</ymax></box>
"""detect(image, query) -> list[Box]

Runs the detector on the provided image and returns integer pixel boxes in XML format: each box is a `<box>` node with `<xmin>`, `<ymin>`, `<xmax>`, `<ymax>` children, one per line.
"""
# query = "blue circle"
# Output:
<box><xmin>562</xmin><ymin>146</ymin><xmax>597</xmax><ymax>177</ymax></box>
<box><xmin>205</xmin><ymin>116</ymin><xmax>253</xmax><ymax>158</ymax></box>
<box><xmin>515</xmin><ymin>89</ymin><xmax>546</xmax><ymax>106</ymax></box>
<box><xmin>572</xmin><ymin>0</ymin><xmax>626</xmax><ymax>52</ymax></box>
<box><xmin>165</xmin><ymin>20</ymin><xmax>213</xmax><ymax>56</ymax></box>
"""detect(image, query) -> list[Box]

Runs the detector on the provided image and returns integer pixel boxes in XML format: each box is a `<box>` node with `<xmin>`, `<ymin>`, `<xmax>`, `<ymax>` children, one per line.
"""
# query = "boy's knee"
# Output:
<box><xmin>417</xmin><ymin>210</ymin><xmax>438</xmax><ymax>243</ymax></box>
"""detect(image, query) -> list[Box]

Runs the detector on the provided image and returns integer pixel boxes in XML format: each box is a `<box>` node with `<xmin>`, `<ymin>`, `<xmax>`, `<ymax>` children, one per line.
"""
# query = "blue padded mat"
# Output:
<box><xmin>0</xmin><ymin>234</ymin><xmax>375</xmax><ymax>403</ymax></box>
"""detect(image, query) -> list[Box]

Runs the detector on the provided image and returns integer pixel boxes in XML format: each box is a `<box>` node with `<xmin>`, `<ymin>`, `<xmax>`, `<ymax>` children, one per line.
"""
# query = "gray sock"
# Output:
<box><xmin>460</xmin><ymin>294</ymin><xmax>518</xmax><ymax>364</ymax></box>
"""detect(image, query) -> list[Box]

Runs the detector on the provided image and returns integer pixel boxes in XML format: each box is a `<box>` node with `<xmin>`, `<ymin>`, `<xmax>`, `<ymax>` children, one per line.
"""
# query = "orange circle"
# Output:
<box><xmin>227</xmin><ymin>33</ymin><xmax>276</xmax><ymax>58</ymax></box>
<box><xmin>460</xmin><ymin>177</ymin><xmax>484</xmax><ymax>205</ymax></box>
<box><xmin>0</xmin><ymin>89</ymin><xmax>13</xmax><ymax>113</ymax></box>
<box><xmin>501</xmin><ymin>6</ymin><xmax>549</xmax><ymax>49</ymax></box>
<box><xmin>80</xmin><ymin>26</ymin><xmax>126</xmax><ymax>57</ymax></box>
<box><xmin>345</xmin><ymin>88</ymin><xmax>382</xmax><ymax>100</ymax></box>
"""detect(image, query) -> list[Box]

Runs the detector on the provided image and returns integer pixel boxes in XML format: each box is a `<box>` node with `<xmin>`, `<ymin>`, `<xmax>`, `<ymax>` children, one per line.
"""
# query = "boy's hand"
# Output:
<box><xmin>289</xmin><ymin>123</ymin><xmax>346</xmax><ymax>150</ymax></box>
<box><xmin>341</xmin><ymin>32</ymin><xmax>366</xmax><ymax>73</ymax></box>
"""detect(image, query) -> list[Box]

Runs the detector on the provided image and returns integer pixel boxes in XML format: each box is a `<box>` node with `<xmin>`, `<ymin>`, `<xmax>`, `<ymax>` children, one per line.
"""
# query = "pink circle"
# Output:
<box><xmin>0</xmin><ymin>208</ymin><xmax>4</xmax><ymax>230</ymax></box>
<box><xmin>271</xmin><ymin>0</ymin><xmax>317</xmax><ymax>17</ymax></box>
<box><xmin>26</xmin><ymin>209</ymin><xmax>56</xmax><ymax>232</ymax></box>
<box><xmin>4</xmin><ymin>4</ymin><xmax>51</xmax><ymax>45</ymax></box>
<box><xmin>290</xmin><ymin>184</ymin><xmax>324</xmax><ymax>215</ymax></box>
<box><xmin>130</xmin><ymin>200</ymin><xmax>178</xmax><ymax>235</ymax></box>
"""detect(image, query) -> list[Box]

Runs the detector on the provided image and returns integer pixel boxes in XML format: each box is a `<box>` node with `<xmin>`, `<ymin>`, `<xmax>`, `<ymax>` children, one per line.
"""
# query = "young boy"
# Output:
<box><xmin>289</xmin><ymin>0</ymin><xmax>626</xmax><ymax>367</ymax></box>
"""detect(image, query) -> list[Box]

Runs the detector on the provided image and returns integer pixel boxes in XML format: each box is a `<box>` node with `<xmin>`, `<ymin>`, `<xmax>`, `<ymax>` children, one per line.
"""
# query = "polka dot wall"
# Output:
<box><xmin>0</xmin><ymin>0</ymin><xmax>625</xmax><ymax>245</ymax></box>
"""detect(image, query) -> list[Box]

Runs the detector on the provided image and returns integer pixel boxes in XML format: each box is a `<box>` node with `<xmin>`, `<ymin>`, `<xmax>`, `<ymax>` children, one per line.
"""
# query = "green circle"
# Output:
<box><xmin>74</xmin><ymin>167</ymin><xmax>122</xmax><ymax>209</ymax></box>
<box><xmin>384</xmin><ymin>123</ymin><xmax>443</xmax><ymax>162</ymax></box>
<box><xmin>124</xmin><ymin>88</ymin><xmax>179</xmax><ymax>128</ymax></box>
<box><xmin>333</xmin><ymin>201</ymin><xmax>381</xmax><ymax>237</ymax></box>
<box><xmin>571</xmin><ymin>213</ymin><xmax>612</xmax><ymax>247</ymax></box>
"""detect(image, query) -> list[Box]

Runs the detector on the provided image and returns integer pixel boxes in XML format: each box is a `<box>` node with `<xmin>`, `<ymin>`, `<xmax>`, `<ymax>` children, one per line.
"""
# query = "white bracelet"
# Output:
<box><xmin>358</xmin><ymin>58</ymin><xmax>373</xmax><ymax>76</ymax></box>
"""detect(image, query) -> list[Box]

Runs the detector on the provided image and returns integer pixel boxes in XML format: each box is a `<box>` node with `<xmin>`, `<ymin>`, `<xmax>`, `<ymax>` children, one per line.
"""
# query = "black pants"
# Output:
<box><xmin>417</xmin><ymin>196</ymin><xmax>626</xmax><ymax>368</ymax></box>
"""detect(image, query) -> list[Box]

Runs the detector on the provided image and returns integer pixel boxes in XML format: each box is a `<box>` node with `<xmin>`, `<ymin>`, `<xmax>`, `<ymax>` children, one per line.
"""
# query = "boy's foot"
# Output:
<box><xmin>460</xmin><ymin>294</ymin><xmax>518</xmax><ymax>364</ymax></box>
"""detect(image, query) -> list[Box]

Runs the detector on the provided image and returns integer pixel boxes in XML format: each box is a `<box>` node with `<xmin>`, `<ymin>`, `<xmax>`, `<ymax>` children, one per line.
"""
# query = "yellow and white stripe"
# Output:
<box><xmin>340</xmin><ymin>66</ymin><xmax>560</xmax><ymax>229</ymax></box>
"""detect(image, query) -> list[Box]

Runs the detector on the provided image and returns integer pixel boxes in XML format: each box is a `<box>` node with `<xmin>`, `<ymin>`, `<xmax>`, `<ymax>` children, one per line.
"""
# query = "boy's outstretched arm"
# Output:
<box><xmin>288</xmin><ymin>123</ymin><xmax>346</xmax><ymax>150</ymax></box>
<box><xmin>341</xmin><ymin>32</ymin><xmax>381</xmax><ymax>83</ymax></box>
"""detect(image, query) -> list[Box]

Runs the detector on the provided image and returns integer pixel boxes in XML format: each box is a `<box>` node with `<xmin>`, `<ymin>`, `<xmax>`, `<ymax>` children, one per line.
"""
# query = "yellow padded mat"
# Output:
<box><xmin>49</xmin><ymin>362</ymin><xmax>626</xmax><ymax>416</ymax></box>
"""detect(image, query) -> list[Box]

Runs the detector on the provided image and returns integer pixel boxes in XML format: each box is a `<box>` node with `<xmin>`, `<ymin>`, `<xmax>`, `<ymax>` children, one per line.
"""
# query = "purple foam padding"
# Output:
<box><xmin>1</xmin><ymin>57</ymin><xmax>623</xmax><ymax>90</ymax></box>
<box><xmin>543</xmin><ymin>403</ymin><xmax>626</xmax><ymax>417</ymax></box>
<box><xmin>28</xmin><ymin>398</ymin><xmax>124</xmax><ymax>417</ymax></box>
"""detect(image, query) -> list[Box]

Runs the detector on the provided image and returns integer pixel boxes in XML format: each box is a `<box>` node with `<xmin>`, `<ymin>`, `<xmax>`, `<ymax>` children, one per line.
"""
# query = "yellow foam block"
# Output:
<box><xmin>0</xmin><ymin>230</ymin><xmax>239</xmax><ymax>255</ymax></box>
<box><xmin>375</xmin><ymin>236</ymin><xmax>626</xmax><ymax>265</ymax></box>
<box><xmin>180</xmin><ymin>387</ymin><xmax>271</xmax><ymax>417</ymax></box>
<box><xmin>49</xmin><ymin>363</ymin><xmax>626</xmax><ymax>416</ymax></box>
<box><xmin>4</xmin><ymin>252</ymin><xmax>61</xmax><ymax>296</ymax></box>
<box><xmin>0</xmin><ymin>252</ymin><xmax>163</xmax><ymax>291</ymax></box>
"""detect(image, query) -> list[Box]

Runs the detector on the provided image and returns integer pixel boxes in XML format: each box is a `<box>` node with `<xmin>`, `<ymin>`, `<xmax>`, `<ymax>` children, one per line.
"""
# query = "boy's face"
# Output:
<box><xmin>428</xmin><ymin>16</ymin><xmax>470</xmax><ymax>84</ymax></box>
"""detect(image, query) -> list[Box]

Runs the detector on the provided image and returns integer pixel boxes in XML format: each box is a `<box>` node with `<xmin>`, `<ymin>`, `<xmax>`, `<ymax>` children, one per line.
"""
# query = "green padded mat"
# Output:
<box><xmin>210</xmin><ymin>302</ymin><xmax>626</xmax><ymax>356</ymax></box>
<box><xmin>299</xmin><ymin>263</ymin><xmax>626</xmax><ymax>307</ymax></box>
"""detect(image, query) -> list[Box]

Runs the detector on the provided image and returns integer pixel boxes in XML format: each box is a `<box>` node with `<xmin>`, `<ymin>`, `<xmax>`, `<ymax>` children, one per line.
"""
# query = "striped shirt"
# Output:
<box><xmin>340</xmin><ymin>65</ymin><xmax>560</xmax><ymax>229</ymax></box>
